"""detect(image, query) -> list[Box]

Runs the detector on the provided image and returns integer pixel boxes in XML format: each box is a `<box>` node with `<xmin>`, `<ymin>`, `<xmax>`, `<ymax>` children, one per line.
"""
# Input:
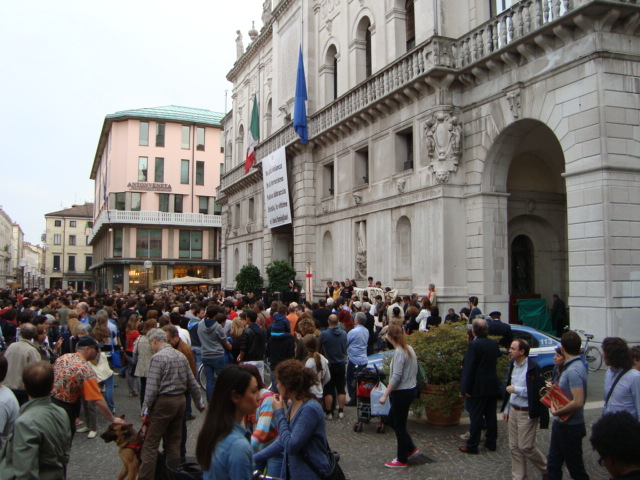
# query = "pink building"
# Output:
<box><xmin>89</xmin><ymin>106</ymin><xmax>224</xmax><ymax>292</ymax></box>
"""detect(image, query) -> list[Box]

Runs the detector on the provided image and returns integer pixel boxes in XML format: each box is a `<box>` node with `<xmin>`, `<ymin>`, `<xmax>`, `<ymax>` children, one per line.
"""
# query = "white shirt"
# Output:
<box><xmin>178</xmin><ymin>327</ymin><xmax>191</xmax><ymax>347</ymax></box>
<box><xmin>506</xmin><ymin>358</ymin><xmax>529</xmax><ymax>413</ymax></box>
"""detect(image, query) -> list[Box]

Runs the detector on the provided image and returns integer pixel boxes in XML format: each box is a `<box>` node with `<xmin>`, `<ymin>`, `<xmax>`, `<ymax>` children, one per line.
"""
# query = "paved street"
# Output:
<box><xmin>69</xmin><ymin>369</ymin><xmax>609</xmax><ymax>480</ymax></box>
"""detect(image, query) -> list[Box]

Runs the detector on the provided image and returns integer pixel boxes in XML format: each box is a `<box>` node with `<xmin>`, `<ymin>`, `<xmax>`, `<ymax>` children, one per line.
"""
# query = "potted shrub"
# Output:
<box><xmin>235</xmin><ymin>264</ymin><xmax>263</xmax><ymax>296</ymax></box>
<box><xmin>407</xmin><ymin>323</ymin><xmax>469</xmax><ymax>426</ymax></box>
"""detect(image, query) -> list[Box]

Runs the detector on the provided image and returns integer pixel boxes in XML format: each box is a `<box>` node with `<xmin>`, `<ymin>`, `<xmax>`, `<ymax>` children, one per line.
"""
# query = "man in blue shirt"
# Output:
<box><xmin>346</xmin><ymin>313</ymin><xmax>369</xmax><ymax>406</ymax></box>
<box><xmin>547</xmin><ymin>330</ymin><xmax>589</xmax><ymax>480</ymax></box>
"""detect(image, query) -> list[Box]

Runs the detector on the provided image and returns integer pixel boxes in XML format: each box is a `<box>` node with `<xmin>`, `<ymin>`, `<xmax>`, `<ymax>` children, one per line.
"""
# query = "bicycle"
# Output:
<box><xmin>574</xmin><ymin>328</ymin><xmax>603</xmax><ymax>372</ymax></box>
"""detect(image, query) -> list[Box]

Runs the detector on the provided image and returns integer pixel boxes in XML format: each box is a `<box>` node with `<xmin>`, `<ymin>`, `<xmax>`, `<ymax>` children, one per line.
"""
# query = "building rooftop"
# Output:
<box><xmin>106</xmin><ymin>105</ymin><xmax>224</xmax><ymax>127</ymax></box>
<box><xmin>45</xmin><ymin>203</ymin><xmax>94</xmax><ymax>218</ymax></box>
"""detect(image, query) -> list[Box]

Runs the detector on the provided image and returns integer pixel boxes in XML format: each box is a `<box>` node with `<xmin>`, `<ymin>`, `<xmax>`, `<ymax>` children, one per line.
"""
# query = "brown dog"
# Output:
<box><xmin>100</xmin><ymin>415</ymin><xmax>141</xmax><ymax>480</ymax></box>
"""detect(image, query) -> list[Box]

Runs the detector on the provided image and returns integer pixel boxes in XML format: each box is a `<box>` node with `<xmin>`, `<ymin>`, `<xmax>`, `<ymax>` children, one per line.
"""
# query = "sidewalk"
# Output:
<box><xmin>68</xmin><ymin>375</ymin><xmax>609</xmax><ymax>480</ymax></box>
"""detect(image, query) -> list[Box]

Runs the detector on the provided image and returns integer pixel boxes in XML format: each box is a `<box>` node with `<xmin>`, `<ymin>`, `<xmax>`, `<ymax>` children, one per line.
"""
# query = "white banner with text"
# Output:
<box><xmin>262</xmin><ymin>146</ymin><xmax>292</xmax><ymax>229</ymax></box>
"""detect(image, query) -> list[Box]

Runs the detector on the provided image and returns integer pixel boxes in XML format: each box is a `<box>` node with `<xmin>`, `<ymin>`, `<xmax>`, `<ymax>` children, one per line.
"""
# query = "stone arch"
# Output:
<box><xmin>265</xmin><ymin>97</ymin><xmax>273</xmax><ymax>137</ymax></box>
<box><xmin>233</xmin><ymin>247</ymin><xmax>240</xmax><ymax>278</ymax></box>
<box><xmin>395</xmin><ymin>216</ymin><xmax>412</xmax><ymax>279</ymax></box>
<box><xmin>320</xmin><ymin>42</ymin><xmax>339</xmax><ymax>105</ymax></box>
<box><xmin>322</xmin><ymin>231</ymin><xmax>334</xmax><ymax>279</ymax></box>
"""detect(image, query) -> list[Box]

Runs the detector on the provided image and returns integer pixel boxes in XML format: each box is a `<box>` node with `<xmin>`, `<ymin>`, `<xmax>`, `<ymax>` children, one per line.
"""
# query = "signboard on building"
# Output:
<box><xmin>262</xmin><ymin>146</ymin><xmax>292</xmax><ymax>229</ymax></box>
<box><xmin>127</xmin><ymin>182</ymin><xmax>172</xmax><ymax>192</ymax></box>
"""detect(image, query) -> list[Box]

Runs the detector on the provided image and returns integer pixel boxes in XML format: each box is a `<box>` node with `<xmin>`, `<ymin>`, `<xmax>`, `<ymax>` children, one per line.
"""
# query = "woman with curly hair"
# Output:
<box><xmin>254</xmin><ymin>359</ymin><xmax>332</xmax><ymax>479</ymax></box>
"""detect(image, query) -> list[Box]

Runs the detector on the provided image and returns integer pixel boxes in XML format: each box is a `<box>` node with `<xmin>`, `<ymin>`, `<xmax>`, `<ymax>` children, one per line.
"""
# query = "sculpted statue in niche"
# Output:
<box><xmin>236</xmin><ymin>30</ymin><xmax>244</xmax><ymax>59</ymax></box>
<box><xmin>355</xmin><ymin>221</ymin><xmax>367</xmax><ymax>279</ymax></box>
<box><xmin>262</xmin><ymin>0</ymin><xmax>272</xmax><ymax>26</ymax></box>
<box><xmin>424</xmin><ymin>112</ymin><xmax>463</xmax><ymax>184</ymax></box>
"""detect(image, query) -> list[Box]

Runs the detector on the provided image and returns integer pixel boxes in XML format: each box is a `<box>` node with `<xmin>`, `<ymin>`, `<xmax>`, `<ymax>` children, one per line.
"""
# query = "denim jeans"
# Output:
<box><xmin>191</xmin><ymin>346</ymin><xmax>203</xmax><ymax>370</ymax></box>
<box><xmin>103</xmin><ymin>375</ymin><xmax>115</xmax><ymax>413</ymax></box>
<box><xmin>203</xmin><ymin>356</ymin><xmax>227</xmax><ymax>401</ymax></box>
<box><xmin>389</xmin><ymin>387</ymin><xmax>418</xmax><ymax>463</ymax></box>
<box><xmin>547</xmin><ymin>421</ymin><xmax>589</xmax><ymax>480</ymax></box>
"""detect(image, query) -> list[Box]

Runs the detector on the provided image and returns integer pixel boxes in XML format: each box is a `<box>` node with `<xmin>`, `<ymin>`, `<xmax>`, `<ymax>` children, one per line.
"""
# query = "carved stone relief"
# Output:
<box><xmin>424</xmin><ymin>112</ymin><xmax>462</xmax><ymax>184</ymax></box>
<box><xmin>355</xmin><ymin>221</ymin><xmax>367</xmax><ymax>279</ymax></box>
<box><xmin>320</xmin><ymin>0</ymin><xmax>340</xmax><ymax>19</ymax></box>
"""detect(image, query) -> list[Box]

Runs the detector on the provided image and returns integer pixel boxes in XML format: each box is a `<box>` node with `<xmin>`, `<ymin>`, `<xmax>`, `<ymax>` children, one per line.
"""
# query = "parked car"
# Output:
<box><xmin>510</xmin><ymin>324</ymin><xmax>560</xmax><ymax>382</ymax></box>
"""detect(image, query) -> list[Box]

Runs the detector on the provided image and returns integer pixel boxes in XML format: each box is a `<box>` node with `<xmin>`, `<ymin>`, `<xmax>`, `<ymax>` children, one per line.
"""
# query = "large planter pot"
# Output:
<box><xmin>422</xmin><ymin>384</ymin><xmax>464</xmax><ymax>427</ymax></box>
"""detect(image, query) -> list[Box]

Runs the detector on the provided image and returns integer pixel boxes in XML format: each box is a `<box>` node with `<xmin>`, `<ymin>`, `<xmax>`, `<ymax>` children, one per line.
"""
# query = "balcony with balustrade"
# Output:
<box><xmin>218</xmin><ymin>0</ymin><xmax>639</xmax><ymax>199</ymax></box>
<box><xmin>88</xmin><ymin>209</ymin><xmax>223</xmax><ymax>245</ymax></box>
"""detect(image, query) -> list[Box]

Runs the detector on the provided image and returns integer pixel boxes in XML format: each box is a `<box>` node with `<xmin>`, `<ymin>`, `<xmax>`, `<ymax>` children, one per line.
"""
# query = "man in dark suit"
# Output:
<box><xmin>459</xmin><ymin>318</ymin><xmax>501</xmax><ymax>454</ymax></box>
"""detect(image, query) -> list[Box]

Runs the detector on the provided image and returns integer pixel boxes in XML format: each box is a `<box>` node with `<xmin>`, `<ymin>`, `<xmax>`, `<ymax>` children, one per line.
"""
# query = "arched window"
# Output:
<box><xmin>511</xmin><ymin>234</ymin><xmax>534</xmax><ymax>294</ymax></box>
<box><xmin>234</xmin><ymin>248</ymin><xmax>240</xmax><ymax>277</ymax></box>
<box><xmin>323</xmin><ymin>45</ymin><xmax>338</xmax><ymax>103</ymax></box>
<box><xmin>322</xmin><ymin>231</ymin><xmax>333</xmax><ymax>279</ymax></box>
<box><xmin>406</xmin><ymin>0</ymin><xmax>415</xmax><ymax>50</ymax></box>
<box><xmin>355</xmin><ymin>17</ymin><xmax>373</xmax><ymax>83</ymax></box>
<box><xmin>237</xmin><ymin>125</ymin><xmax>244</xmax><ymax>167</ymax></box>
<box><xmin>266</xmin><ymin>98</ymin><xmax>273</xmax><ymax>137</ymax></box>
<box><xmin>395</xmin><ymin>216</ymin><xmax>412</xmax><ymax>277</ymax></box>
<box><xmin>225</xmin><ymin>140</ymin><xmax>232</xmax><ymax>173</ymax></box>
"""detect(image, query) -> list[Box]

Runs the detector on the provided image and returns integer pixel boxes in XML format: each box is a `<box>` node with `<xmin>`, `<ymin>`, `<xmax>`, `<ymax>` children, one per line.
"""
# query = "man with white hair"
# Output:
<box><xmin>138</xmin><ymin>328</ymin><xmax>204</xmax><ymax>480</ymax></box>
<box><xmin>4</xmin><ymin>323</ymin><xmax>42</xmax><ymax>405</ymax></box>
<box><xmin>346</xmin><ymin>312</ymin><xmax>369</xmax><ymax>406</ymax></box>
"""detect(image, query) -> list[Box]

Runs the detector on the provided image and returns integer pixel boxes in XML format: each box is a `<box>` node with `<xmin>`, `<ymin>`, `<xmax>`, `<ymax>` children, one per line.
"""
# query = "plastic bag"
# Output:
<box><xmin>370</xmin><ymin>382</ymin><xmax>390</xmax><ymax>416</ymax></box>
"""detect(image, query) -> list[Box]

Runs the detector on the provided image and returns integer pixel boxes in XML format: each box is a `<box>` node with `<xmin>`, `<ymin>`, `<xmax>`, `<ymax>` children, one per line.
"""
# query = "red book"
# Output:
<box><xmin>540</xmin><ymin>384</ymin><xmax>572</xmax><ymax>421</ymax></box>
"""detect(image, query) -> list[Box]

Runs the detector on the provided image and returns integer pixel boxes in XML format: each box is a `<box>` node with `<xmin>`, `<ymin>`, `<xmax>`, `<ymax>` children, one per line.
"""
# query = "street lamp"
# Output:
<box><xmin>144</xmin><ymin>260</ymin><xmax>153</xmax><ymax>291</ymax></box>
<box><xmin>18</xmin><ymin>258</ymin><xmax>26</xmax><ymax>289</ymax></box>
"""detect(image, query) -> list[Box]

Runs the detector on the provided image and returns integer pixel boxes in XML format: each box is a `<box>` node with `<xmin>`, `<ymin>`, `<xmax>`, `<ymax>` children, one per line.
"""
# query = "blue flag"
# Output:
<box><xmin>293</xmin><ymin>45</ymin><xmax>308</xmax><ymax>144</ymax></box>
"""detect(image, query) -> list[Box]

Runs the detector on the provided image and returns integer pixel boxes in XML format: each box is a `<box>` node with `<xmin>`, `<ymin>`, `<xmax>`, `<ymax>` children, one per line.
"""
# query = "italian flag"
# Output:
<box><xmin>245</xmin><ymin>95</ymin><xmax>260</xmax><ymax>174</ymax></box>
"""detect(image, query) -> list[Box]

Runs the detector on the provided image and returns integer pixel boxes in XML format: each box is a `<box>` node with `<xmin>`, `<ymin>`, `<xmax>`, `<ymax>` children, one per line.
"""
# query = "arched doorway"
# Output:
<box><xmin>486</xmin><ymin>119</ymin><xmax>568</xmax><ymax>322</ymax></box>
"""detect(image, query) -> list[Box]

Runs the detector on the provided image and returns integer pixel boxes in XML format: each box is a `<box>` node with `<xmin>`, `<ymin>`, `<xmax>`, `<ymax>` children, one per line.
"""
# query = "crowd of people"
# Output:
<box><xmin>0</xmin><ymin>284</ymin><xmax>638</xmax><ymax>479</ymax></box>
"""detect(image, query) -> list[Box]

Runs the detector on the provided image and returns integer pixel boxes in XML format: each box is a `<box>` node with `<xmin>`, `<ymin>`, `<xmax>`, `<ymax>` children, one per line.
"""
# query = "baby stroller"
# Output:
<box><xmin>353</xmin><ymin>365</ymin><xmax>387</xmax><ymax>433</ymax></box>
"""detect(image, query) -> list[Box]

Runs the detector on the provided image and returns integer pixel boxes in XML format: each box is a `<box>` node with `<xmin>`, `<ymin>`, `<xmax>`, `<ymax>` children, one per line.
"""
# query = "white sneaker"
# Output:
<box><xmin>76</xmin><ymin>426</ymin><xmax>90</xmax><ymax>433</ymax></box>
<box><xmin>460</xmin><ymin>432</ymin><xmax>470</xmax><ymax>440</ymax></box>
<box><xmin>325</xmin><ymin>412</ymin><xmax>333</xmax><ymax>420</ymax></box>
<box><xmin>87</xmin><ymin>431</ymin><xmax>97</xmax><ymax>439</ymax></box>
<box><xmin>338</xmin><ymin>411</ymin><xmax>344</xmax><ymax>419</ymax></box>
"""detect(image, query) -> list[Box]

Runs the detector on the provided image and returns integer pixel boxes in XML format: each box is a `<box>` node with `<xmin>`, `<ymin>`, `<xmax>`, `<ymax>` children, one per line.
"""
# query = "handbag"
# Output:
<box><xmin>302</xmin><ymin>442</ymin><xmax>346</xmax><ymax>480</ymax></box>
<box><xmin>110</xmin><ymin>347</ymin><xmax>122</xmax><ymax>368</ymax></box>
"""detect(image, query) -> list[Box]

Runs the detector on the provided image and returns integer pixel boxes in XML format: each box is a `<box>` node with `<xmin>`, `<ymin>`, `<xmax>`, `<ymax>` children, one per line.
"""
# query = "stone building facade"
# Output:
<box><xmin>44</xmin><ymin>203</ymin><xmax>94</xmax><ymax>290</ymax></box>
<box><xmin>219</xmin><ymin>0</ymin><xmax>640</xmax><ymax>341</ymax></box>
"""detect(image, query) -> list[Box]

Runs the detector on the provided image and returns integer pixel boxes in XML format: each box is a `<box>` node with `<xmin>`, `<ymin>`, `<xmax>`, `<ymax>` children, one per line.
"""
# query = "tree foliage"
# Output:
<box><xmin>265</xmin><ymin>260</ymin><xmax>297</xmax><ymax>293</ymax></box>
<box><xmin>235</xmin><ymin>264</ymin><xmax>263</xmax><ymax>295</ymax></box>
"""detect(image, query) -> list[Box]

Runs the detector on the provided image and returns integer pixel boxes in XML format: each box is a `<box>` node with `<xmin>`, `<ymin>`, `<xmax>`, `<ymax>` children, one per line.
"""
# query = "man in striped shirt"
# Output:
<box><xmin>138</xmin><ymin>328</ymin><xmax>205</xmax><ymax>480</ymax></box>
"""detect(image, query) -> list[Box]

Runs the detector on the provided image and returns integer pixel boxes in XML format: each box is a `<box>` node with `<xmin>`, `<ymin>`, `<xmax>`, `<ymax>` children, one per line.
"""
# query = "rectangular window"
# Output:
<box><xmin>53</xmin><ymin>255</ymin><xmax>61</xmax><ymax>271</ymax></box>
<box><xmin>85</xmin><ymin>256</ymin><xmax>93</xmax><ymax>271</ymax></box>
<box><xmin>199</xmin><ymin>196</ymin><xmax>209</xmax><ymax>215</ymax></box>
<box><xmin>139</xmin><ymin>122</ymin><xmax>149</xmax><ymax>146</ymax></box>
<box><xmin>248</xmin><ymin>197</ymin><xmax>255</xmax><ymax>222</ymax></box>
<box><xmin>154</xmin><ymin>157</ymin><xmax>164</xmax><ymax>183</ymax></box>
<box><xmin>234</xmin><ymin>203</ymin><xmax>240</xmax><ymax>227</ymax></box>
<box><xmin>213</xmin><ymin>200</ymin><xmax>222</xmax><ymax>214</ymax></box>
<box><xmin>68</xmin><ymin>256</ymin><xmax>76</xmax><ymax>272</ymax></box>
<box><xmin>70</xmin><ymin>220</ymin><xmax>77</xmax><ymax>228</ymax></box>
<box><xmin>395</xmin><ymin>128</ymin><xmax>414</xmax><ymax>172</ymax></box>
<box><xmin>138</xmin><ymin>157</ymin><xmax>148</xmax><ymax>181</ymax></box>
<box><xmin>196</xmin><ymin>161</ymin><xmax>205</xmax><ymax>185</ymax></box>
<box><xmin>174</xmin><ymin>194</ymin><xmax>183</xmax><ymax>213</ymax></box>
<box><xmin>115</xmin><ymin>192</ymin><xmax>125</xmax><ymax>211</ymax></box>
<box><xmin>136</xmin><ymin>228</ymin><xmax>162</xmax><ymax>258</ymax></box>
<box><xmin>113</xmin><ymin>229</ymin><xmax>123</xmax><ymax>257</ymax></box>
<box><xmin>355</xmin><ymin>148</ymin><xmax>369</xmax><ymax>185</ymax></box>
<box><xmin>86</xmin><ymin>221</ymin><xmax>94</xmax><ymax>229</ymax></box>
<box><xmin>181</xmin><ymin>160</ymin><xmax>189</xmax><ymax>184</ymax></box>
<box><xmin>131</xmin><ymin>192</ymin><xmax>141</xmax><ymax>211</ymax></box>
<box><xmin>69</xmin><ymin>235</ymin><xmax>76</xmax><ymax>246</ymax></box>
<box><xmin>53</xmin><ymin>234</ymin><xmax>62</xmax><ymax>245</ymax></box>
<box><xmin>179</xmin><ymin>230</ymin><xmax>203</xmax><ymax>259</ymax></box>
<box><xmin>155</xmin><ymin>123</ymin><xmax>165</xmax><ymax>147</ymax></box>
<box><xmin>196</xmin><ymin>127</ymin><xmax>205</xmax><ymax>151</ymax></box>
<box><xmin>181</xmin><ymin>126</ymin><xmax>190</xmax><ymax>149</ymax></box>
<box><xmin>54</xmin><ymin>220</ymin><xmax>62</xmax><ymax>227</ymax></box>
<box><xmin>159</xmin><ymin>193</ymin><xmax>169</xmax><ymax>212</ymax></box>
<box><xmin>323</xmin><ymin>163</ymin><xmax>335</xmax><ymax>197</ymax></box>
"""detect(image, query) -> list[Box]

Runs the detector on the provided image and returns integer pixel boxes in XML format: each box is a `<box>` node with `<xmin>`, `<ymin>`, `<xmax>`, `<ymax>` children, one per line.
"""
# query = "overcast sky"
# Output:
<box><xmin>0</xmin><ymin>0</ymin><xmax>264</xmax><ymax>245</ymax></box>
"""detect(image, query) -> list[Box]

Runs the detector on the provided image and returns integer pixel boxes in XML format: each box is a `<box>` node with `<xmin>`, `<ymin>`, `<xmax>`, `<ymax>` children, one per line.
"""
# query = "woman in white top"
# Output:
<box><xmin>379</xmin><ymin>324</ymin><xmax>419</xmax><ymax>469</ymax></box>
<box><xmin>301</xmin><ymin>335</ymin><xmax>330</xmax><ymax>401</ymax></box>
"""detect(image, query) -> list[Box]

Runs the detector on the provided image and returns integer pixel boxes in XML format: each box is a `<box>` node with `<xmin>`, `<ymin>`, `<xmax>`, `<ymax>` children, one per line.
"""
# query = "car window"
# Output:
<box><xmin>513</xmin><ymin>330</ymin><xmax>539</xmax><ymax>348</ymax></box>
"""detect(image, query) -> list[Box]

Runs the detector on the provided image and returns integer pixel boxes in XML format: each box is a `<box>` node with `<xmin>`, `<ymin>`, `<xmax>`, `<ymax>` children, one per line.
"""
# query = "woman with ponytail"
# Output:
<box><xmin>302</xmin><ymin>334</ymin><xmax>331</xmax><ymax>401</ymax></box>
